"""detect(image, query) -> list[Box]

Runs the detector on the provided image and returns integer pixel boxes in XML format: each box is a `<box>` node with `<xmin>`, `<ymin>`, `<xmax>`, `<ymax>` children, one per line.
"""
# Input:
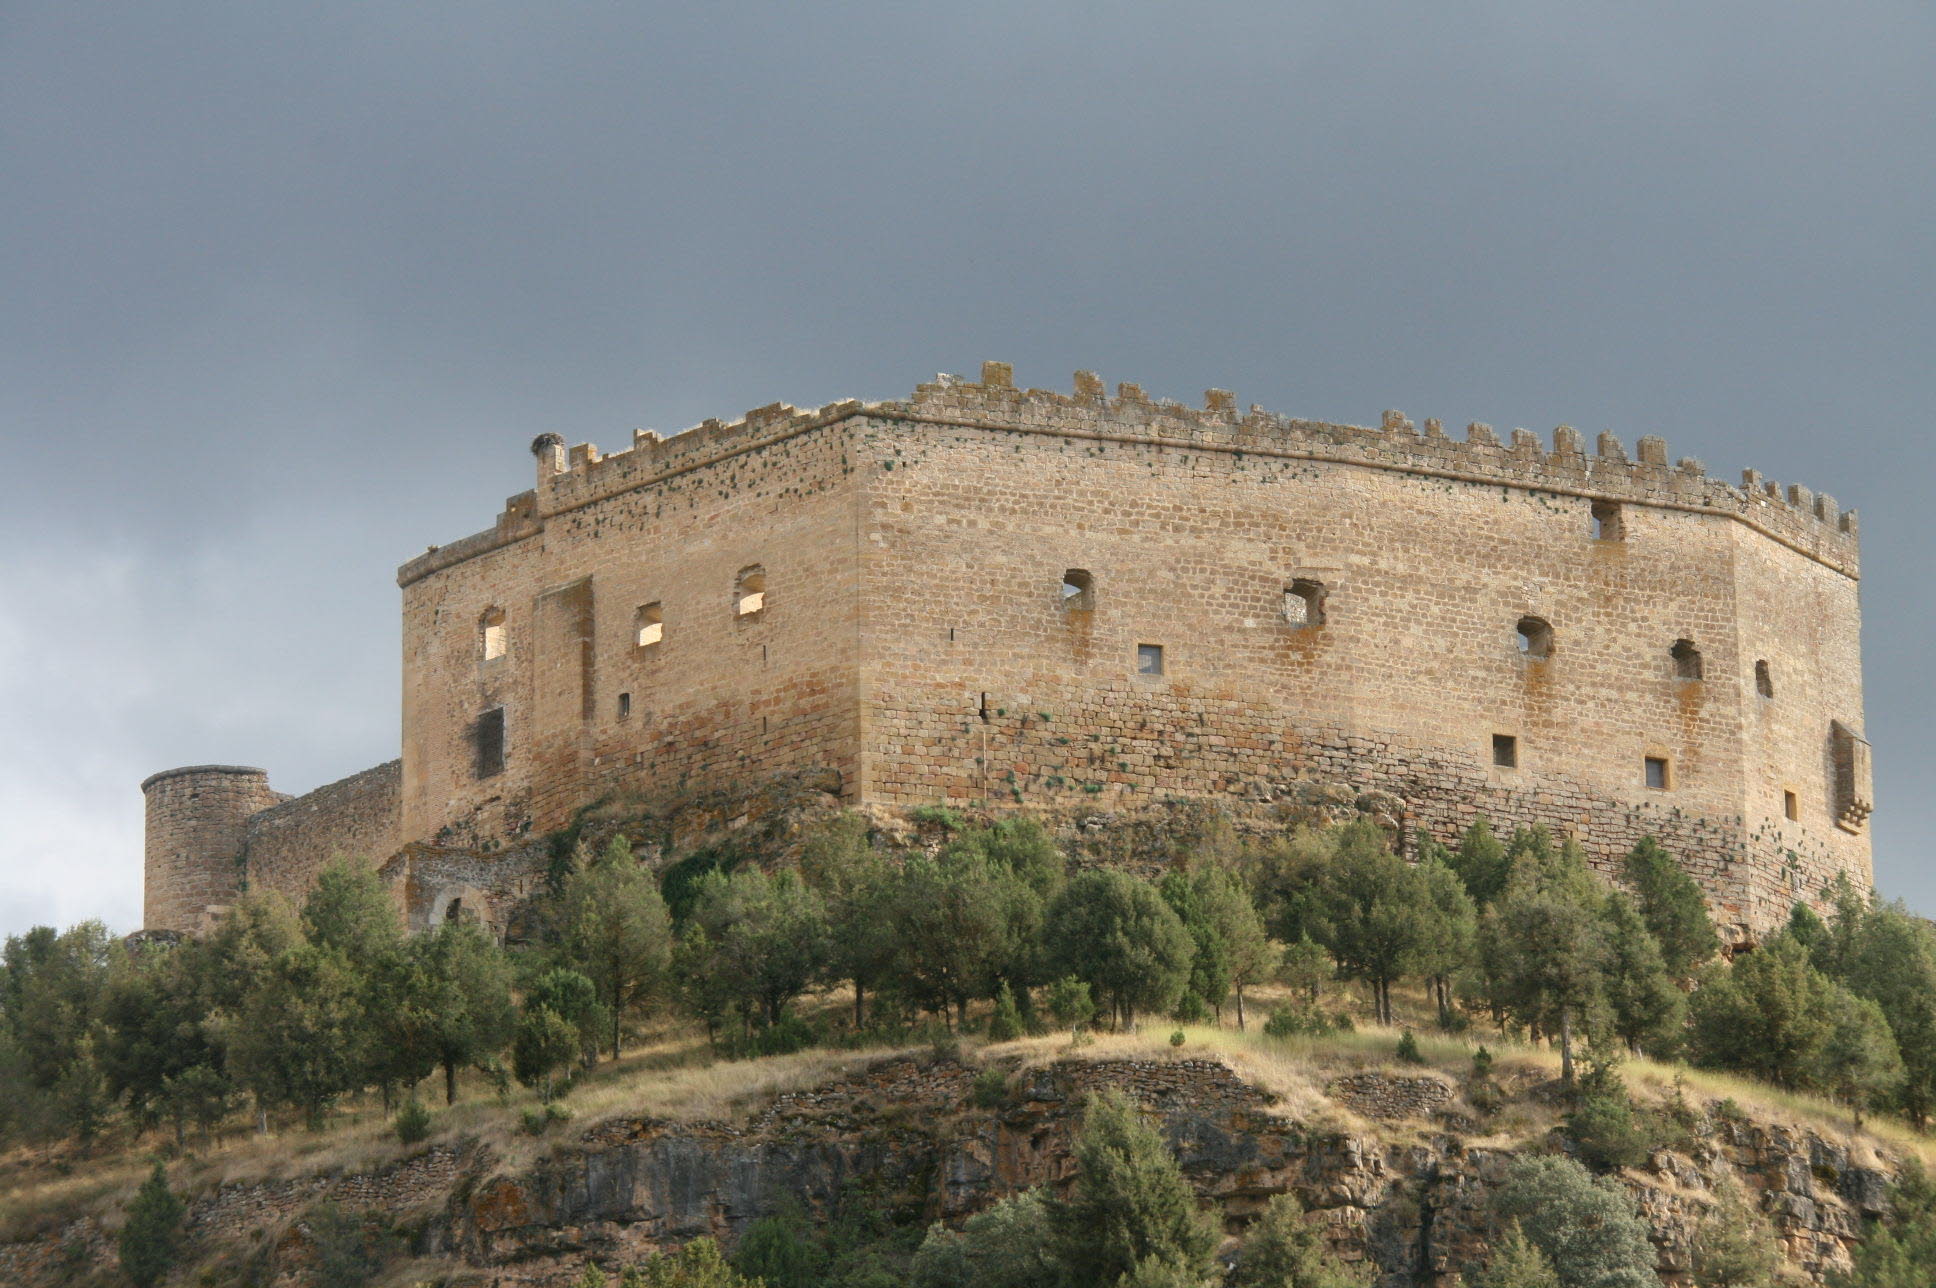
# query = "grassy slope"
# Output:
<box><xmin>3</xmin><ymin>981</ymin><xmax>1926</xmax><ymax>1249</ymax></box>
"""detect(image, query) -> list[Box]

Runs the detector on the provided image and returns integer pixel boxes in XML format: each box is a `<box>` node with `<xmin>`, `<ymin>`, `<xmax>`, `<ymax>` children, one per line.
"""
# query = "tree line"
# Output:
<box><xmin>6</xmin><ymin>809</ymin><xmax>1936</xmax><ymax>1148</ymax></box>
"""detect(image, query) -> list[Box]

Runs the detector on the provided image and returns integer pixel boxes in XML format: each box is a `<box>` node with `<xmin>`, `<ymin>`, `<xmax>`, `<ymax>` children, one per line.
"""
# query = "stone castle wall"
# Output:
<box><xmin>240</xmin><ymin>760</ymin><xmax>402</xmax><ymax>906</ymax></box>
<box><xmin>143</xmin><ymin>364</ymin><xmax>1871</xmax><ymax>936</ymax></box>
<box><xmin>141</xmin><ymin>766</ymin><xmax>287</xmax><ymax>933</ymax></box>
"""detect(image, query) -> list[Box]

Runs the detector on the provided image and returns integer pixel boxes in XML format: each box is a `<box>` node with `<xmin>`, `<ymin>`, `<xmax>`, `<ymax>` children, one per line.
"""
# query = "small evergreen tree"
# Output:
<box><xmin>557</xmin><ymin>837</ymin><xmax>675</xmax><ymax>1057</ymax></box>
<box><xmin>1045</xmin><ymin>872</ymin><xmax>1193</xmax><ymax>1030</ymax></box>
<box><xmin>1469</xmin><ymin>1221</ymin><xmax>1561</xmax><ymax>1288</ymax></box>
<box><xmin>910</xmin><ymin>1188</ymin><xmax>1059</xmax><ymax>1288</ymax></box>
<box><xmin>1047</xmin><ymin>976</ymin><xmax>1096</xmax><ymax>1045</ymax></box>
<box><xmin>1689</xmin><ymin>1178</ymin><xmax>1781</xmax><ymax>1288</ymax></box>
<box><xmin>1048</xmin><ymin>1091</ymin><xmax>1218</xmax><ymax>1286</ymax></box>
<box><xmin>118</xmin><ymin>1162</ymin><xmax>186</xmax><ymax>1288</ymax></box>
<box><xmin>622</xmin><ymin>1236</ymin><xmax>765</xmax><ymax>1287</ymax></box>
<box><xmin>1620</xmin><ymin>838</ymin><xmax>1718</xmax><ymax>977</ymax></box>
<box><xmin>1450</xmin><ymin>817</ymin><xmax>1512</xmax><ymax>909</ymax></box>
<box><xmin>1305</xmin><ymin>821</ymin><xmax>1431</xmax><ymax>1026</ymax></box>
<box><xmin>733</xmin><ymin>1208</ymin><xmax>826</xmax><ymax>1288</ymax></box>
<box><xmin>1599</xmin><ymin>892</ymin><xmax>1685</xmax><ymax>1057</ymax></box>
<box><xmin>1229</xmin><ymin>1191</ymin><xmax>1368</xmax><ymax>1288</ymax></box>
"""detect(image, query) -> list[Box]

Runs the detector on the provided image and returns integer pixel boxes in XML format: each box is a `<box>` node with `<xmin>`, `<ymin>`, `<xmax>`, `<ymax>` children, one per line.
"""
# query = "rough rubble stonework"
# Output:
<box><xmin>142</xmin><ymin>365</ymin><xmax>1872</xmax><ymax>938</ymax></box>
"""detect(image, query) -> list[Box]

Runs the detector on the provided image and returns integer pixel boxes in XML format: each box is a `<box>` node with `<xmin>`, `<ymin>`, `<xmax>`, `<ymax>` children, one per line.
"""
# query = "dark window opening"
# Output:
<box><xmin>474</xmin><ymin>707</ymin><xmax>506</xmax><ymax>779</ymax></box>
<box><xmin>1784</xmin><ymin>790</ymin><xmax>1799</xmax><ymax>821</ymax></box>
<box><xmin>1755</xmin><ymin>659</ymin><xmax>1774</xmax><ymax>698</ymax></box>
<box><xmin>1492</xmin><ymin>734</ymin><xmax>1518</xmax><ymax>768</ymax></box>
<box><xmin>444</xmin><ymin>898</ymin><xmax>463</xmax><ymax>924</ymax></box>
<box><xmin>1591</xmin><ymin>500</ymin><xmax>1624</xmax><ymax>541</ymax></box>
<box><xmin>1137</xmin><ymin>643</ymin><xmax>1164</xmax><ymax>675</ymax></box>
<box><xmin>1672</xmin><ymin>638</ymin><xmax>1703</xmax><ymax>681</ymax></box>
<box><xmin>735</xmin><ymin>565</ymin><xmax>766</xmax><ymax>616</ymax></box>
<box><xmin>617</xmin><ymin>692</ymin><xmax>631</xmax><ymax>720</ymax></box>
<box><xmin>1285</xmin><ymin>578</ymin><xmax>1326</xmax><ymax>627</ymax></box>
<box><xmin>1516</xmin><ymin>615</ymin><xmax>1554</xmax><ymax>659</ymax></box>
<box><xmin>1645</xmin><ymin>756</ymin><xmax>1669</xmax><ymax>790</ymax></box>
<box><xmin>978</xmin><ymin>691</ymin><xmax>990</xmax><ymax>723</ymax></box>
<box><xmin>1062</xmin><ymin>569</ymin><xmax>1095</xmax><ymax>611</ymax></box>
<box><xmin>635</xmin><ymin>602</ymin><xmax>663</xmax><ymax>648</ymax></box>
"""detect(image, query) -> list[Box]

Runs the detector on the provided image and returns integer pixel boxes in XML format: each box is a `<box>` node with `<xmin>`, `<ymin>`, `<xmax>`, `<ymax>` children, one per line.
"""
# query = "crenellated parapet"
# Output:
<box><xmin>399</xmin><ymin>362</ymin><xmax>1858</xmax><ymax>586</ymax></box>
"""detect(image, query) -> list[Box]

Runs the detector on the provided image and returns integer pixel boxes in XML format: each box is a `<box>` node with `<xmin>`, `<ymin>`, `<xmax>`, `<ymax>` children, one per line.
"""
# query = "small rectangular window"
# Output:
<box><xmin>635</xmin><ymin>602</ymin><xmax>663</xmax><ymax>648</ymax></box>
<box><xmin>1492</xmin><ymin>734</ymin><xmax>1518</xmax><ymax>768</ymax></box>
<box><xmin>1137</xmin><ymin>643</ymin><xmax>1164</xmax><ymax>675</ymax></box>
<box><xmin>1644</xmin><ymin>756</ymin><xmax>1669</xmax><ymax>790</ymax></box>
<box><xmin>1783</xmin><ymin>789</ymin><xmax>1799</xmax><ymax>821</ymax></box>
<box><xmin>474</xmin><ymin>707</ymin><xmax>506</xmax><ymax>778</ymax></box>
<box><xmin>617</xmin><ymin>692</ymin><xmax>632</xmax><ymax>720</ymax></box>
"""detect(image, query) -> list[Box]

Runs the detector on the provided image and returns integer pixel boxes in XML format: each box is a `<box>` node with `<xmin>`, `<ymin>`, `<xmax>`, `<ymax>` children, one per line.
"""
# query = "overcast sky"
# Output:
<box><xmin>3</xmin><ymin>2</ymin><xmax>1931</xmax><ymax>937</ymax></box>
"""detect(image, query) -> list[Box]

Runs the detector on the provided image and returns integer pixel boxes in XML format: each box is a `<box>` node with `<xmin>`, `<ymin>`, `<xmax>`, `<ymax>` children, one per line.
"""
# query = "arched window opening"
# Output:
<box><xmin>444</xmin><ymin>897</ymin><xmax>463</xmax><ymax>924</ymax></box>
<box><xmin>480</xmin><ymin>607</ymin><xmax>507</xmax><ymax>661</ymax></box>
<box><xmin>635</xmin><ymin>602</ymin><xmax>663</xmax><ymax>648</ymax></box>
<box><xmin>1061</xmin><ymin>569</ymin><xmax>1095</xmax><ymax>611</ymax></box>
<box><xmin>1590</xmin><ymin>500</ymin><xmax>1625</xmax><ymax>541</ymax></box>
<box><xmin>617</xmin><ymin>692</ymin><xmax>632</xmax><ymax>720</ymax></box>
<box><xmin>1755</xmin><ymin>659</ymin><xmax>1774</xmax><ymax>698</ymax></box>
<box><xmin>1285</xmin><ymin>579</ymin><xmax>1326</xmax><ymax>628</ymax></box>
<box><xmin>1672</xmin><ymin>638</ymin><xmax>1703</xmax><ymax>681</ymax></box>
<box><xmin>736</xmin><ymin>566</ymin><xmax>766</xmax><ymax>617</ymax></box>
<box><xmin>1516</xmin><ymin>616</ymin><xmax>1554</xmax><ymax>660</ymax></box>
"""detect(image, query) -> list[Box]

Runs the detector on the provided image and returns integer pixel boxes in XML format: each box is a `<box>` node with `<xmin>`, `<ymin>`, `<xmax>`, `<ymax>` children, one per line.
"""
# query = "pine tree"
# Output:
<box><xmin>557</xmin><ymin>836</ymin><xmax>675</xmax><ymax>1057</ymax></box>
<box><xmin>1837</xmin><ymin>900</ymin><xmax>1936</xmax><ymax>1128</ymax></box>
<box><xmin>798</xmin><ymin>813</ymin><xmax>900</xmax><ymax>1030</ymax></box>
<box><xmin>1045</xmin><ymin>872</ymin><xmax>1193</xmax><ymax>1030</ymax></box>
<box><xmin>1481</xmin><ymin>842</ymin><xmax>1608</xmax><ymax>1084</ymax></box>
<box><xmin>1469</xmin><ymin>1221</ymin><xmax>1561</xmax><ymax>1288</ymax></box>
<box><xmin>622</xmin><ymin>1237</ymin><xmax>765</xmax><ymax>1287</ymax></box>
<box><xmin>1689</xmin><ymin>934</ymin><xmax>1835</xmax><ymax>1089</ymax></box>
<box><xmin>910</xmin><ymin>1188</ymin><xmax>1060</xmax><ymax>1288</ymax></box>
<box><xmin>118</xmin><ymin>1162</ymin><xmax>186</xmax><ymax>1288</ymax></box>
<box><xmin>1450</xmin><ymin>817</ymin><xmax>1511</xmax><ymax>908</ymax></box>
<box><xmin>1230</xmin><ymin>1192</ymin><xmax>1368</xmax><ymax>1288</ymax></box>
<box><xmin>1599</xmin><ymin>892</ymin><xmax>1685</xmax><ymax>1057</ymax></box>
<box><xmin>1305</xmin><ymin>821</ymin><xmax>1430</xmax><ymax>1026</ymax></box>
<box><xmin>1817</xmin><ymin>988</ymin><xmax>1902</xmax><ymax>1128</ymax></box>
<box><xmin>1620</xmin><ymin>838</ymin><xmax>1718</xmax><ymax>977</ymax></box>
<box><xmin>1414</xmin><ymin>854</ymin><xmax>1478</xmax><ymax>1030</ymax></box>
<box><xmin>1049</xmin><ymin>1091</ymin><xmax>1219</xmax><ymax>1286</ymax></box>
<box><xmin>1689</xmin><ymin>1178</ymin><xmax>1781</xmax><ymax>1288</ymax></box>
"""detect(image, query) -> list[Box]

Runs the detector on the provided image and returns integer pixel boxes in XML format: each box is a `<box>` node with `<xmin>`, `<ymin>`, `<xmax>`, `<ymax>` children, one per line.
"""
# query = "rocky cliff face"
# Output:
<box><xmin>0</xmin><ymin>1054</ymin><xmax>1902</xmax><ymax>1286</ymax></box>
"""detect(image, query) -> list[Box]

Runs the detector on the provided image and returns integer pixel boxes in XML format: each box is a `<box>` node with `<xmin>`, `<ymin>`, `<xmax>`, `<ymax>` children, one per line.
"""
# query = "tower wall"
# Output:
<box><xmin>141</xmin><ymin>765</ymin><xmax>284</xmax><ymax>933</ymax></box>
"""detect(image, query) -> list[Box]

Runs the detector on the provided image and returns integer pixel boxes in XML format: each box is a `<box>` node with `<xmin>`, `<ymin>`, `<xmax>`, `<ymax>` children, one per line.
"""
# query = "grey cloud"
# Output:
<box><xmin>2</xmin><ymin>1</ymin><xmax>1930</xmax><ymax>935</ymax></box>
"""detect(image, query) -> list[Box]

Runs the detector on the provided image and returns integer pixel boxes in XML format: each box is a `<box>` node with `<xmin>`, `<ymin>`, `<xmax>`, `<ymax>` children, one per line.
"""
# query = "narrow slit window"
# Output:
<box><xmin>481</xmin><ymin>607</ymin><xmax>507</xmax><ymax>661</ymax></box>
<box><xmin>1671</xmin><ymin>638</ymin><xmax>1703</xmax><ymax>681</ymax></box>
<box><xmin>735</xmin><ymin>566</ymin><xmax>766</xmax><ymax>617</ymax></box>
<box><xmin>617</xmin><ymin>692</ymin><xmax>632</xmax><ymax>720</ymax></box>
<box><xmin>1062</xmin><ymin>569</ymin><xmax>1095</xmax><ymax>611</ymax></box>
<box><xmin>474</xmin><ymin>707</ymin><xmax>506</xmax><ymax>778</ymax></box>
<box><xmin>1783</xmin><ymin>790</ymin><xmax>1799</xmax><ymax>821</ymax></box>
<box><xmin>1516</xmin><ymin>615</ymin><xmax>1554</xmax><ymax>659</ymax></box>
<box><xmin>1644</xmin><ymin>756</ymin><xmax>1670</xmax><ymax>790</ymax></box>
<box><xmin>635</xmin><ymin>602</ymin><xmax>663</xmax><ymax>648</ymax></box>
<box><xmin>1137</xmin><ymin>643</ymin><xmax>1164</xmax><ymax>676</ymax></box>
<box><xmin>1591</xmin><ymin>500</ymin><xmax>1624</xmax><ymax>541</ymax></box>
<box><xmin>1492</xmin><ymin>734</ymin><xmax>1518</xmax><ymax>768</ymax></box>
<box><xmin>1285</xmin><ymin>578</ymin><xmax>1326</xmax><ymax>628</ymax></box>
<box><xmin>1755</xmin><ymin>660</ymin><xmax>1774</xmax><ymax>698</ymax></box>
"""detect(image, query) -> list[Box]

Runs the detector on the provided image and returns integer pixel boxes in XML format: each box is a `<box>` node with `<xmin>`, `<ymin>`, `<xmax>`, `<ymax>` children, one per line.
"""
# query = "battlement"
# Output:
<box><xmin>398</xmin><ymin>363</ymin><xmax>1858</xmax><ymax>588</ymax></box>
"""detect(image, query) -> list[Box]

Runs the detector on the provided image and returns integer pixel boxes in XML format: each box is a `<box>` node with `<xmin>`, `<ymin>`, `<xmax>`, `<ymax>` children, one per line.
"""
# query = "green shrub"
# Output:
<box><xmin>1494</xmin><ymin>1154</ymin><xmax>1659</xmax><ymax>1288</ymax></box>
<box><xmin>972</xmin><ymin>1068</ymin><xmax>1009</xmax><ymax>1109</ymax></box>
<box><xmin>1472</xmin><ymin>1045</ymin><xmax>1495</xmax><ymax>1078</ymax></box>
<box><xmin>1395</xmin><ymin>1029</ymin><xmax>1425</xmax><ymax>1065</ymax></box>
<box><xmin>394</xmin><ymin>1098</ymin><xmax>431</xmax><ymax>1145</ymax></box>
<box><xmin>1230</xmin><ymin>1191</ymin><xmax>1368</xmax><ymax>1287</ymax></box>
<box><xmin>118</xmin><ymin>1162</ymin><xmax>185</xmax><ymax>1288</ymax></box>
<box><xmin>1170</xmin><ymin>1029</ymin><xmax>1187</xmax><ymax>1048</ymax></box>
<box><xmin>1565</xmin><ymin>1064</ymin><xmax>1650</xmax><ymax>1170</ymax></box>
<box><xmin>909</xmin><ymin>805</ymin><xmax>964</xmax><ymax>832</ymax></box>
<box><xmin>987</xmin><ymin>983</ymin><xmax>1025</xmax><ymax>1042</ymax></box>
<box><xmin>1264</xmin><ymin>1002</ymin><xmax>1346</xmax><ymax>1039</ymax></box>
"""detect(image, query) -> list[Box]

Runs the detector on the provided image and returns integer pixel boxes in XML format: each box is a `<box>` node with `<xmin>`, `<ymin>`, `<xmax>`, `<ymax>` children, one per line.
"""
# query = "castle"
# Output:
<box><xmin>142</xmin><ymin>363</ymin><xmax>1873</xmax><ymax>940</ymax></box>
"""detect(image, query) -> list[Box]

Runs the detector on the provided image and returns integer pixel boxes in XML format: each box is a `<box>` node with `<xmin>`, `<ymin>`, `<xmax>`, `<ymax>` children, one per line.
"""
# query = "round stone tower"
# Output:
<box><xmin>141</xmin><ymin>765</ymin><xmax>281</xmax><ymax>933</ymax></box>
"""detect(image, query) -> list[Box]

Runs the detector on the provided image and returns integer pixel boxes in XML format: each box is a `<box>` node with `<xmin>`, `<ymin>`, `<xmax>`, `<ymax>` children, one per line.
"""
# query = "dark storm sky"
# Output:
<box><xmin>3</xmin><ymin>3</ymin><xmax>1931</xmax><ymax>935</ymax></box>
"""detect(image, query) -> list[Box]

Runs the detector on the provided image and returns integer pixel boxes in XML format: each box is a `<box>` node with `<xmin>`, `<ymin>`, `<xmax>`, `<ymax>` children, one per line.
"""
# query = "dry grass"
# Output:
<box><xmin>6</xmin><ymin>979</ymin><xmax>1934</xmax><ymax>1246</ymax></box>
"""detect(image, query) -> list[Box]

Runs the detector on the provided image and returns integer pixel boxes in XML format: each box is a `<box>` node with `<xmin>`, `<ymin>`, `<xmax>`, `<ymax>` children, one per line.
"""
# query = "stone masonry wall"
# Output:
<box><xmin>141</xmin><ymin>766</ymin><xmax>286</xmax><ymax>934</ymax></box>
<box><xmin>854</xmin><ymin>367</ymin><xmax>1869</xmax><ymax>932</ymax></box>
<box><xmin>241</xmin><ymin>760</ymin><xmax>402</xmax><ymax>905</ymax></box>
<box><xmin>149</xmin><ymin>364</ymin><xmax>1869</xmax><ymax>934</ymax></box>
